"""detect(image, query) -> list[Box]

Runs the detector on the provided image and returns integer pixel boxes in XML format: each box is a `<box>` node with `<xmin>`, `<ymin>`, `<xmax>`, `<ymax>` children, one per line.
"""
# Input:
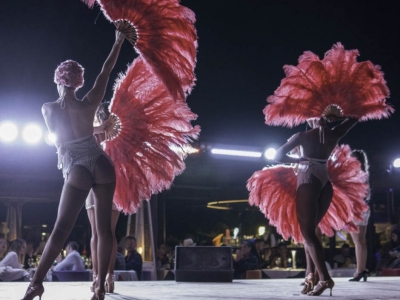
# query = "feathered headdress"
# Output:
<box><xmin>81</xmin><ymin>0</ymin><xmax>197</xmax><ymax>101</ymax></box>
<box><xmin>264</xmin><ymin>43</ymin><xmax>393</xmax><ymax>127</ymax></box>
<box><xmin>104</xmin><ymin>58</ymin><xmax>200</xmax><ymax>214</ymax></box>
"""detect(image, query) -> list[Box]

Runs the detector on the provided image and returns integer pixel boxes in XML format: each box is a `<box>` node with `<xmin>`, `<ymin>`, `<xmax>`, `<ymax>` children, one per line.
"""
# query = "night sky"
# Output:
<box><xmin>0</xmin><ymin>1</ymin><xmax>399</xmax><ymax>240</ymax></box>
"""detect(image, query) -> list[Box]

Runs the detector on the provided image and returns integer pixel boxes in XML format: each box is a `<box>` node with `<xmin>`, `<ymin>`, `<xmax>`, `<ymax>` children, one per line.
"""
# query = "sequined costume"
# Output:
<box><xmin>56</xmin><ymin>135</ymin><xmax>106</xmax><ymax>179</ymax></box>
<box><xmin>297</xmin><ymin>158</ymin><xmax>329</xmax><ymax>189</ymax></box>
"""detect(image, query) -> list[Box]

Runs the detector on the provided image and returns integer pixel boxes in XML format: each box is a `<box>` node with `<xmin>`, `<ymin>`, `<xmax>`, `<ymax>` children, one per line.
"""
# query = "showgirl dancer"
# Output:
<box><xmin>248</xmin><ymin>43</ymin><xmax>393</xmax><ymax>296</ymax></box>
<box><xmin>21</xmin><ymin>30</ymin><xmax>126</xmax><ymax>300</ymax></box>
<box><xmin>348</xmin><ymin>149</ymin><xmax>371</xmax><ymax>282</ymax></box>
<box><xmin>79</xmin><ymin>0</ymin><xmax>199</xmax><ymax>293</ymax></box>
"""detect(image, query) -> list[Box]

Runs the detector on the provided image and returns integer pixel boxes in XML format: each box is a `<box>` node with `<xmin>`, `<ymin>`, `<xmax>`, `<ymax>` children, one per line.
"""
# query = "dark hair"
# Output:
<box><xmin>8</xmin><ymin>238</ymin><xmax>26</xmax><ymax>254</ymax></box>
<box><xmin>95</xmin><ymin>101</ymin><xmax>111</xmax><ymax>124</ymax></box>
<box><xmin>126</xmin><ymin>236</ymin><xmax>136</xmax><ymax>243</ymax></box>
<box><xmin>66</xmin><ymin>241</ymin><xmax>79</xmax><ymax>251</ymax></box>
<box><xmin>351</xmin><ymin>149</ymin><xmax>369</xmax><ymax>173</ymax></box>
<box><xmin>341</xmin><ymin>243</ymin><xmax>350</xmax><ymax>249</ymax></box>
<box><xmin>241</xmin><ymin>239</ymin><xmax>258</xmax><ymax>256</ymax></box>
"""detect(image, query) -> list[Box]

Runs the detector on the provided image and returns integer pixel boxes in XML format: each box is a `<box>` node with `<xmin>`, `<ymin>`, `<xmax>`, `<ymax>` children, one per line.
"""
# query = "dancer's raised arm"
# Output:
<box><xmin>86</xmin><ymin>31</ymin><xmax>125</xmax><ymax>106</ymax></box>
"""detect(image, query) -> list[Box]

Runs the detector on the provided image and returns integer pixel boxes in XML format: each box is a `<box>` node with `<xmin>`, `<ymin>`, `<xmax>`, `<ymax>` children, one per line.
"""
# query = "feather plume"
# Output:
<box><xmin>247</xmin><ymin>145</ymin><xmax>369</xmax><ymax>243</ymax></box>
<box><xmin>82</xmin><ymin>0</ymin><xmax>197</xmax><ymax>101</ymax></box>
<box><xmin>264</xmin><ymin>43</ymin><xmax>393</xmax><ymax>127</ymax></box>
<box><xmin>104</xmin><ymin>58</ymin><xmax>200</xmax><ymax>214</ymax></box>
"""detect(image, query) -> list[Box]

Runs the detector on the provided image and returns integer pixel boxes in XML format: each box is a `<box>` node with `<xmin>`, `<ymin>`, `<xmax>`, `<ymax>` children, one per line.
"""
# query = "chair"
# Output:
<box><xmin>246</xmin><ymin>270</ymin><xmax>262</xmax><ymax>279</ymax></box>
<box><xmin>52</xmin><ymin>270</ymin><xmax>90</xmax><ymax>281</ymax></box>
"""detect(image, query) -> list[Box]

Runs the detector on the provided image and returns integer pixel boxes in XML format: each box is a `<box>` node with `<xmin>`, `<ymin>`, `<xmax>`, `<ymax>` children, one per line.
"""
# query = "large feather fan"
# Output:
<box><xmin>104</xmin><ymin>57</ymin><xmax>200</xmax><ymax>214</ymax></box>
<box><xmin>247</xmin><ymin>145</ymin><xmax>369</xmax><ymax>244</ymax></box>
<box><xmin>264</xmin><ymin>43</ymin><xmax>393</xmax><ymax>127</ymax></box>
<box><xmin>82</xmin><ymin>0</ymin><xmax>197</xmax><ymax>102</ymax></box>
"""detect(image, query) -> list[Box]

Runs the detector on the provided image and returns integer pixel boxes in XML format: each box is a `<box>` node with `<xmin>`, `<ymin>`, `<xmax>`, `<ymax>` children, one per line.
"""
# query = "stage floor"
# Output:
<box><xmin>1</xmin><ymin>277</ymin><xmax>399</xmax><ymax>300</ymax></box>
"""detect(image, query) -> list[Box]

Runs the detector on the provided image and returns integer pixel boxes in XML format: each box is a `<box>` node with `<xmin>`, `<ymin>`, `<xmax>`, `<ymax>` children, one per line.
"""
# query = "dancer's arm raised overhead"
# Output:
<box><xmin>85</xmin><ymin>31</ymin><xmax>125</xmax><ymax>106</ymax></box>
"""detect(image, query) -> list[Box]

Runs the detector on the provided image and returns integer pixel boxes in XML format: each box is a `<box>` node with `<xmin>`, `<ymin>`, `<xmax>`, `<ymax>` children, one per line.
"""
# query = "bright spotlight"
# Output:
<box><xmin>264</xmin><ymin>148</ymin><xmax>276</xmax><ymax>160</ymax></box>
<box><xmin>0</xmin><ymin>122</ymin><xmax>18</xmax><ymax>142</ymax></box>
<box><xmin>393</xmin><ymin>158</ymin><xmax>400</xmax><ymax>168</ymax></box>
<box><xmin>23</xmin><ymin>124</ymin><xmax>43</xmax><ymax>144</ymax></box>
<box><xmin>211</xmin><ymin>148</ymin><xmax>262</xmax><ymax>158</ymax></box>
<box><xmin>45</xmin><ymin>133</ymin><xmax>57</xmax><ymax>145</ymax></box>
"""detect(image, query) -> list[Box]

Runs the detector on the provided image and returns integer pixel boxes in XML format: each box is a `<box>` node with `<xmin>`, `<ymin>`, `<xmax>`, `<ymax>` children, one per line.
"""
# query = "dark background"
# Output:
<box><xmin>0</xmin><ymin>1</ymin><xmax>399</xmax><ymax>245</ymax></box>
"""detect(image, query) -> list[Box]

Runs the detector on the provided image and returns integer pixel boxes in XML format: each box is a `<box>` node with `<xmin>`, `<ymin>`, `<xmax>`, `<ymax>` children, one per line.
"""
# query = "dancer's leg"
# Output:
<box><xmin>106</xmin><ymin>210</ymin><xmax>120</xmax><ymax>292</ymax></box>
<box><xmin>350</xmin><ymin>226</ymin><xmax>368</xmax><ymax>274</ymax></box>
<box><xmin>87</xmin><ymin>197</ymin><xmax>98</xmax><ymax>281</ymax></box>
<box><xmin>31</xmin><ymin>166</ymin><xmax>92</xmax><ymax>286</ymax></box>
<box><xmin>296</xmin><ymin>177</ymin><xmax>332</xmax><ymax>282</ymax></box>
<box><xmin>92</xmin><ymin>155</ymin><xmax>116</xmax><ymax>294</ymax></box>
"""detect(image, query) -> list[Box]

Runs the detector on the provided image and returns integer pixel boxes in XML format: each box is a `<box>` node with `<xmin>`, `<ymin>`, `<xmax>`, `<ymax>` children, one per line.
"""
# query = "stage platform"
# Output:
<box><xmin>1</xmin><ymin>277</ymin><xmax>399</xmax><ymax>300</ymax></box>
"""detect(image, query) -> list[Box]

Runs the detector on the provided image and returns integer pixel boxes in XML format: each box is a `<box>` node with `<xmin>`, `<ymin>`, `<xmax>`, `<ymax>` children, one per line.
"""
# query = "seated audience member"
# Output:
<box><xmin>269</xmin><ymin>242</ymin><xmax>288</xmax><ymax>269</ymax></box>
<box><xmin>183</xmin><ymin>238</ymin><xmax>196</xmax><ymax>247</ymax></box>
<box><xmin>0</xmin><ymin>238</ymin><xmax>29</xmax><ymax>281</ymax></box>
<box><xmin>23</xmin><ymin>241</ymin><xmax>37</xmax><ymax>269</ymax></box>
<box><xmin>233</xmin><ymin>240</ymin><xmax>259</xmax><ymax>279</ymax></box>
<box><xmin>254</xmin><ymin>238</ymin><xmax>271</xmax><ymax>268</ymax></box>
<box><xmin>114</xmin><ymin>246</ymin><xmax>126</xmax><ymax>271</ymax></box>
<box><xmin>333</xmin><ymin>243</ymin><xmax>356</xmax><ymax>268</ymax></box>
<box><xmin>125</xmin><ymin>236</ymin><xmax>143</xmax><ymax>280</ymax></box>
<box><xmin>53</xmin><ymin>241</ymin><xmax>85</xmax><ymax>271</ymax></box>
<box><xmin>0</xmin><ymin>237</ymin><xmax>7</xmax><ymax>260</ymax></box>
<box><xmin>156</xmin><ymin>243</ymin><xmax>170</xmax><ymax>270</ymax></box>
<box><xmin>376</xmin><ymin>229</ymin><xmax>400</xmax><ymax>274</ymax></box>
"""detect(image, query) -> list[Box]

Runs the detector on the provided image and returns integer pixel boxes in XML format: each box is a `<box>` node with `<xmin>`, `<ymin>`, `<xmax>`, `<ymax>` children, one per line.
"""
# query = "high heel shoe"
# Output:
<box><xmin>90</xmin><ymin>274</ymin><xmax>98</xmax><ymax>293</ymax></box>
<box><xmin>301</xmin><ymin>273</ymin><xmax>316</xmax><ymax>294</ymax></box>
<box><xmin>349</xmin><ymin>269</ymin><xmax>368</xmax><ymax>282</ymax></box>
<box><xmin>307</xmin><ymin>279</ymin><xmax>335</xmax><ymax>296</ymax></box>
<box><xmin>105</xmin><ymin>274</ymin><xmax>115</xmax><ymax>293</ymax></box>
<box><xmin>21</xmin><ymin>283</ymin><xmax>44</xmax><ymax>300</ymax></box>
<box><xmin>91</xmin><ymin>288</ymin><xmax>105</xmax><ymax>300</ymax></box>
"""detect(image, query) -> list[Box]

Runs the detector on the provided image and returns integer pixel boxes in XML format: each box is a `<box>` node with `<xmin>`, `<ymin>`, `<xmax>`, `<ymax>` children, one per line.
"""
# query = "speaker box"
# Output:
<box><xmin>174</xmin><ymin>246</ymin><xmax>233</xmax><ymax>282</ymax></box>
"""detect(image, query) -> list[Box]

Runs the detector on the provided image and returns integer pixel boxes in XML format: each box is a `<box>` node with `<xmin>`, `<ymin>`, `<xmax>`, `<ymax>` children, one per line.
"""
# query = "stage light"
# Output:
<box><xmin>258</xmin><ymin>226</ymin><xmax>266</xmax><ymax>236</ymax></box>
<box><xmin>393</xmin><ymin>158</ymin><xmax>400</xmax><ymax>168</ymax></box>
<box><xmin>170</xmin><ymin>144</ymin><xmax>199</xmax><ymax>155</ymax></box>
<box><xmin>0</xmin><ymin>122</ymin><xmax>18</xmax><ymax>142</ymax></box>
<box><xmin>22</xmin><ymin>124</ymin><xmax>43</xmax><ymax>144</ymax></box>
<box><xmin>233</xmin><ymin>228</ymin><xmax>239</xmax><ymax>239</ymax></box>
<box><xmin>264</xmin><ymin>148</ymin><xmax>276</xmax><ymax>160</ymax></box>
<box><xmin>211</xmin><ymin>148</ymin><xmax>262</xmax><ymax>158</ymax></box>
<box><xmin>45</xmin><ymin>133</ymin><xmax>57</xmax><ymax>145</ymax></box>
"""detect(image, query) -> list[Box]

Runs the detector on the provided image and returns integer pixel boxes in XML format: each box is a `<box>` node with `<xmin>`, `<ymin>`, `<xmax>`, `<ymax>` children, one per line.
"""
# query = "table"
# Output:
<box><xmin>329</xmin><ymin>268</ymin><xmax>356</xmax><ymax>277</ymax></box>
<box><xmin>88</xmin><ymin>270</ymin><xmax>138</xmax><ymax>281</ymax></box>
<box><xmin>262</xmin><ymin>268</ymin><xmax>305</xmax><ymax>279</ymax></box>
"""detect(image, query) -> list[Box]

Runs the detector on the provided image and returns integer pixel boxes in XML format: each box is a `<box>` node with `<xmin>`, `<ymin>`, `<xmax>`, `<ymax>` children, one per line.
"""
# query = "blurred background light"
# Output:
<box><xmin>0</xmin><ymin>122</ymin><xmax>18</xmax><ymax>142</ymax></box>
<box><xmin>393</xmin><ymin>158</ymin><xmax>400</xmax><ymax>168</ymax></box>
<box><xmin>44</xmin><ymin>133</ymin><xmax>56</xmax><ymax>146</ymax></box>
<box><xmin>211</xmin><ymin>148</ymin><xmax>262</xmax><ymax>158</ymax></box>
<box><xmin>22</xmin><ymin>124</ymin><xmax>43</xmax><ymax>144</ymax></box>
<box><xmin>264</xmin><ymin>148</ymin><xmax>276</xmax><ymax>160</ymax></box>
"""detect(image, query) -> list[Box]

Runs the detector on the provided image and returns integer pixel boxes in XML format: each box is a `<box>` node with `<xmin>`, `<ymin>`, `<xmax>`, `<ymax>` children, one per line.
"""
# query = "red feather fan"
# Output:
<box><xmin>104</xmin><ymin>57</ymin><xmax>200</xmax><ymax>214</ymax></box>
<box><xmin>247</xmin><ymin>145</ymin><xmax>369</xmax><ymax>244</ymax></box>
<box><xmin>82</xmin><ymin>0</ymin><xmax>197</xmax><ymax>101</ymax></box>
<box><xmin>264</xmin><ymin>43</ymin><xmax>393</xmax><ymax>127</ymax></box>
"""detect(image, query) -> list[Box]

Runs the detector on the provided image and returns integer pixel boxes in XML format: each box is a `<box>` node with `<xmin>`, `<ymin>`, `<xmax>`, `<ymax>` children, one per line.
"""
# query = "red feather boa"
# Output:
<box><xmin>247</xmin><ymin>145</ymin><xmax>369</xmax><ymax>244</ymax></box>
<box><xmin>264</xmin><ymin>43</ymin><xmax>393</xmax><ymax>127</ymax></box>
<box><xmin>104</xmin><ymin>58</ymin><xmax>200</xmax><ymax>214</ymax></box>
